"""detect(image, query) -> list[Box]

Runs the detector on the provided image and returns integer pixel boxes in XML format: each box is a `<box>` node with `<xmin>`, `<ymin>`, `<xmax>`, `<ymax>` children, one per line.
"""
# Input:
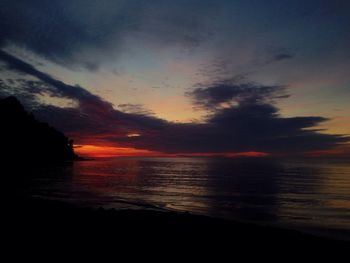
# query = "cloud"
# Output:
<box><xmin>118</xmin><ymin>100</ymin><xmax>347</xmax><ymax>154</ymax></box>
<box><xmin>272</xmin><ymin>53</ymin><xmax>294</xmax><ymax>62</ymax></box>
<box><xmin>0</xmin><ymin>49</ymin><xmax>114</xmax><ymax>109</ymax></box>
<box><xmin>196</xmin><ymin>48</ymin><xmax>295</xmax><ymax>83</ymax></box>
<box><xmin>0</xmin><ymin>0</ymin><xmax>141</xmax><ymax>69</ymax></box>
<box><xmin>186</xmin><ymin>81</ymin><xmax>288</xmax><ymax>110</ymax></box>
<box><xmin>118</xmin><ymin>103</ymin><xmax>154</xmax><ymax>116</ymax></box>
<box><xmin>261</xmin><ymin>47</ymin><xmax>295</xmax><ymax>64</ymax></box>
<box><xmin>1</xmin><ymin>0</ymin><xmax>349</xmax><ymax>75</ymax></box>
<box><xmin>0</xmin><ymin>49</ymin><xmax>348</xmax><ymax>155</ymax></box>
<box><xmin>0</xmin><ymin>49</ymin><xmax>167</xmax><ymax>139</ymax></box>
<box><xmin>0</xmin><ymin>0</ymin><xmax>214</xmax><ymax>70</ymax></box>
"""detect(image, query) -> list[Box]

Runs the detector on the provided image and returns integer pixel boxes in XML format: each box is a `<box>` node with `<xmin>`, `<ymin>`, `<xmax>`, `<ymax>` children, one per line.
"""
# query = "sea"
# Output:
<box><xmin>24</xmin><ymin>157</ymin><xmax>350</xmax><ymax>239</ymax></box>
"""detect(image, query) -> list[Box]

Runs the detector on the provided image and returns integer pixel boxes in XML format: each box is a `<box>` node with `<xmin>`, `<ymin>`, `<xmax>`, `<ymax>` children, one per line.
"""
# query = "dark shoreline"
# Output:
<box><xmin>7</xmin><ymin>197</ymin><xmax>349</xmax><ymax>247</ymax></box>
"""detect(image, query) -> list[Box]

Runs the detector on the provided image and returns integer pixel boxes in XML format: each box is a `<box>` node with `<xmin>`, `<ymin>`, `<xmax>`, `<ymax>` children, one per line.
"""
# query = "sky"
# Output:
<box><xmin>0</xmin><ymin>0</ymin><xmax>349</xmax><ymax>157</ymax></box>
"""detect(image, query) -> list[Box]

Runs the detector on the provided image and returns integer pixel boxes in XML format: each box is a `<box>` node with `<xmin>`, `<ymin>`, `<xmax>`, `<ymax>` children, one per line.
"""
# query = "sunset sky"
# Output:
<box><xmin>0</xmin><ymin>0</ymin><xmax>349</xmax><ymax>157</ymax></box>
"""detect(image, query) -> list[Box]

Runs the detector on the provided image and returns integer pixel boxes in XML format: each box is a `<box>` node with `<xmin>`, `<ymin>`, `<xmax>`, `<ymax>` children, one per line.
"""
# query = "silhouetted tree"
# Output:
<box><xmin>0</xmin><ymin>96</ymin><xmax>78</xmax><ymax>162</ymax></box>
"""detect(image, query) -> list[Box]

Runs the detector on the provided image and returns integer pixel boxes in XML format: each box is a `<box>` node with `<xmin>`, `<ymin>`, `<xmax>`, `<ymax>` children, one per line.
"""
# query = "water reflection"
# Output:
<box><xmin>276</xmin><ymin>159</ymin><xmax>350</xmax><ymax>229</ymax></box>
<box><xmin>71</xmin><ymin>157</ymin><xmax>213</xmax><ymax>211</ymax></box>
<box><xmin>24</xmin><ymin>157</ymin><xmax>350</xmax><ymax>231</ymax></box>
<box><xmin>200</xmin><ymin>158</ymin><xmax>283</xmax><ymax>221</ymax></box>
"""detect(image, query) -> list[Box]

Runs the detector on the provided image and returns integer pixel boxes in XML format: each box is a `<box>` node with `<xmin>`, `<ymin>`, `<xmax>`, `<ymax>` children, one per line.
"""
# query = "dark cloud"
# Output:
<box><xmin>0</xmin><ymin>49</ymin><xmax>167</xmax><ymax>139</ymax></box>
<box><xmin>273</xmin><ymin>53</ymin><xmax>294</xmax><ymax>62</ymax></box>
<box><xmin>0</xmin><ymin>49</ymin><xmax>114</xmax><ymax>110</ymax></box>
<box><xmin>0</xmin><ymin>0</ymin><xmax>142</xmax><ymax>69</ymax></box>
<box><xmin>0</xmin><ymin>0</ymin><xmax>214</xmax><ymax>70</ymax></box>
<box><xmin>263</xmin><ymin>46</ymin><xmax>295</xmax><ymax>62</ymax></box>
<box><xmin>197</xmin><ymin>48</ymin><xmax>295</xmax><ymax>83</ymax></box>
<box><xmin>1</xmin><ymin>0</ymin><xmax>349</xmax><ymax>74</ymax></box>
<box><xmin>187</xmin><ymin>81</ymin><xmax>288</xmax><ymax>110</ymax></box>
<box><xmin>127</xmin><ymin>103</ymin><xmax>348</xmax><ymax>154</ymax></box>
<box><xmin>0</xmin><ymin>50</ymin><xmax>348</xmax><ymax>155</ymax></box>
<box><xmin>250</xmin><ymin>48</ymin><xmax>295</xmax><ymax>69</ymax></box>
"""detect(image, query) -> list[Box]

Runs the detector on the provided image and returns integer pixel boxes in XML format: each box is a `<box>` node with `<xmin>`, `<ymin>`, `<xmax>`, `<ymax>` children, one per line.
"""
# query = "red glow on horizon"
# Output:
<box><xmin>305</xmin><ymin>147</ymin><xmax>350</xmax><ymax>158</ymax></box>
<box><xmin>74</xmin><ymin>144</ymin><xmax>270</xmax><ymax>158</ymax></box>
<box><xmin>75</xmin><ymin>145</ymin><xmax>161</xmax><ymax>158</ymax></box>
<box><xmin>225</xmin><ymin>151</ymin><xmax>270</xmax><ymax>157</ymax></box>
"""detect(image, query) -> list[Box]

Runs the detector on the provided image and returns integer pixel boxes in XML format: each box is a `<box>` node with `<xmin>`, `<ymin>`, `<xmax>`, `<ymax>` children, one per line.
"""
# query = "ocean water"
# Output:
<box><xmin>26</xmin><ymin>157</ymin><xmax>350</xmax><ymax>235</ymax></box>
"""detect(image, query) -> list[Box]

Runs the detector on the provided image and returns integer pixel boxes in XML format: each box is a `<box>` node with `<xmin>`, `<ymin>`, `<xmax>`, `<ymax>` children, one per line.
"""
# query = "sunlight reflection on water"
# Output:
<box><xmin>28</xmin><ymin>157</ymin><xmax>350</xmax><ymax>232</ymax></box>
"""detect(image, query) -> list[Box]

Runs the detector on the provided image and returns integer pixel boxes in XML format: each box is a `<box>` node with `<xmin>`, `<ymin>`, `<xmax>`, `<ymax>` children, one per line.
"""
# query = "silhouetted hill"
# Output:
<box><xmin>0</xmin><ymin>96</ymin><xmax>78</xmax><ymax>162</ymax></box>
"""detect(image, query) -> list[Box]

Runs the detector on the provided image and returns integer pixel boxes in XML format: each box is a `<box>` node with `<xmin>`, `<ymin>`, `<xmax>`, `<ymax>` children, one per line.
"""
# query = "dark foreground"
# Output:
<box><xmin>5</xmin><ymin>197</ymin><xmax>349</xmax><ymax>257</ymax></box>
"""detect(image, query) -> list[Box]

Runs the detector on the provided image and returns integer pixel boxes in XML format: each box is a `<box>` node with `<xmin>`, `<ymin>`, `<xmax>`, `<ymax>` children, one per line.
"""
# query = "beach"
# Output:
<box><xmin>8</xmin><ymin>196</ymin><xmax>349</xmax><ymax>246</ymax></box>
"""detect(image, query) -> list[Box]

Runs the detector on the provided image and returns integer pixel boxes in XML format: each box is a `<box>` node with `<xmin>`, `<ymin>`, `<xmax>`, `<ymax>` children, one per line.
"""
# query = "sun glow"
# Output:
<box><xmin>127</xmin><ymin>133</ymin><xmax>141</xmax><ymax>137</ymax></box>
<box><xmin>75</xmin><ymin>144</ymin><xmax>160</xmax><ymax>157</ymax></box>
<box><xmin>75</xmin><ymin>144</ymin><xmax>270</xmax><ymax>158</ymax></box>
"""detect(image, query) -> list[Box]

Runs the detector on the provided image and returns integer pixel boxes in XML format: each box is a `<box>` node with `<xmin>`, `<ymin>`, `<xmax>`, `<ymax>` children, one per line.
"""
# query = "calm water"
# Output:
<box><xmin>26</xmin><ymin>157</ymin><xmax>350</xmax><ymax>236</ymax></box>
